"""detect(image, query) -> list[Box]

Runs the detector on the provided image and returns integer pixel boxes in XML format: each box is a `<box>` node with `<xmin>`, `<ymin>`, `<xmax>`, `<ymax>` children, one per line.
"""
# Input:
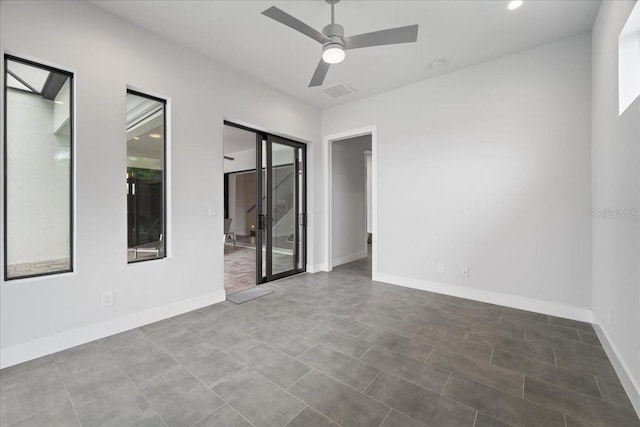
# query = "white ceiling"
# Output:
<box><xmin>92</xmin><ymin>0</ymin><xmax>600</xmax><ymax>109</ymax></box>
<box><xmin>224</xmin><ymin>125</ymin><xmax>257</xmax><ymax>156</ymax></box>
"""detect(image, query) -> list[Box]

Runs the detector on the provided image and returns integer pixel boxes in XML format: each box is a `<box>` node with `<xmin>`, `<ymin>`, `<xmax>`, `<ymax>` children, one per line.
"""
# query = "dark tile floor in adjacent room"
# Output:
<box><xmin>1</xmin><ymin>255</ymin><xmax>639</xmax><ymax>427</ymax></box>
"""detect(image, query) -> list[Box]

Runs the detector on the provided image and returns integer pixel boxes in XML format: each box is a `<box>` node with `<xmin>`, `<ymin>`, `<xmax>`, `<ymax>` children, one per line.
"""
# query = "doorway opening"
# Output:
<box><xmin>324</xmin><ymin>126</ymin><xmax>377</xmax><ymax>278</ymax></box>
<box><xmin>223</xmin><ymin>122</ymin><xmax>307</xmax><ymax>295</ymax></box>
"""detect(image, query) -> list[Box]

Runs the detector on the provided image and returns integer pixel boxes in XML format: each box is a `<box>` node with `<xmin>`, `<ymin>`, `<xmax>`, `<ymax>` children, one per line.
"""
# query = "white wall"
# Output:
<box><xmin>0</xmin><ymin>0</ymin><xmax>320</xmax><ymax>367</ymax></box>
<box><xmin>321</xmin><ymin>34</ymin><xmax>593</xmax><ymax>318</ymax></box>
<box><xmin>591</xmin><ymin>0</ymin><xmax>640</xmax><ymax>411</ymax></box>
<box><xmin>6</xmin><ymin>90</ymin><xmax>70</xmax><ymax>265</ymax></box>
<box><xmin>331</xmin><ymin>135</ymin><xmax>371</xmax><ymax>266</ymax></box>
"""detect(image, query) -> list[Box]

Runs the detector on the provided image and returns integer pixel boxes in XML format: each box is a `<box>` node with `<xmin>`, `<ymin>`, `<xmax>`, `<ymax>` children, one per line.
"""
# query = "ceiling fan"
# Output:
<box><xmin>262</xmin><ymin>0</ymin><xmax>419</xmax><ymax>88</ymax></box>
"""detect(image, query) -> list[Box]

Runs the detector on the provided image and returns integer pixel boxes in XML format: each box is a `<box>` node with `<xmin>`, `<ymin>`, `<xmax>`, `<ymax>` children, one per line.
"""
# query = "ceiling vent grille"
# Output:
<box><xmin>323</xmin><ymin>83</ymin><xmax>356</xmax><ymax>98</ymax></box>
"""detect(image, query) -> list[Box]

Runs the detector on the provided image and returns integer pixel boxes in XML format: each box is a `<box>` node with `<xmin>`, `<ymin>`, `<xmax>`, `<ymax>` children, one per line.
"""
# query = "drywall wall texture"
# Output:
<box><xmin>321</xmin><ymin>33</ymin><xmax>593</xmax><ymax>314</ymax></box>
<box><xmin>331</xmin><ymin>135</ymin><xmax>372</xmax><ymax>265</ymax></box>
<box><xmin>591</xmin><ymin>0</ymin><xmax>640</xmax><ymax>407</ymax></box>
<box><xmin>0</xmin><ymin>0</ymin><xmax>320</xmax><ymax>366</ymax></box>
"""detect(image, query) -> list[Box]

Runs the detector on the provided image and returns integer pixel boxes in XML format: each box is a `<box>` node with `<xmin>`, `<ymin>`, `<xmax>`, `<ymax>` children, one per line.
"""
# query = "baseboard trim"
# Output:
<box><xmin>374</xmin><ymin>272</ymin><xmax>594</xmax><ymax>323</ymax></box>
<box><xmin>0</xmin><ymin>290</ymin><xmax>226</xmax><ymax>369</ymax></box>
<box><xmin>332</xmin><ymin>251</ymin><xmax>368</xmax><ymax>268</ymax></box>
<box><xmin>306</xmin><ymin>264</ymin><xmax>326</xmax><ymax>274</ymax></box>
<box><xmin>592</xmin><ymin>321</ymin><xmax>640</xmax><ymax>416</ymax></box>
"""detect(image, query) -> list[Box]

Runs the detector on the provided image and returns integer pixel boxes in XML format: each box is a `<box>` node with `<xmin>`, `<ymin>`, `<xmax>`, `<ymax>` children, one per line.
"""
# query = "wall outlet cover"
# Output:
<box><xmin>102</xmin><ymin>292</ymin><xmax>114</xmax><ymax>307</ymax></box>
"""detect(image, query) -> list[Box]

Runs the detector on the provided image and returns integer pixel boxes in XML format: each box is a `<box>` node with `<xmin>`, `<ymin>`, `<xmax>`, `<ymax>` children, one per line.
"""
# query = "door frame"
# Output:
<box><xmin>223</xmin><ymin>120</ymin><xmax>307</xmax><ymax>285</ymax></box>
<box><xmin>323</xmin><ymin>125</ymin><xmax>378</xmax><ymax>277</ymax></box>
<box><xmin>262</xmin><ymin>134</ymin><xmax>307</xmax><ymax>282</ymax></box>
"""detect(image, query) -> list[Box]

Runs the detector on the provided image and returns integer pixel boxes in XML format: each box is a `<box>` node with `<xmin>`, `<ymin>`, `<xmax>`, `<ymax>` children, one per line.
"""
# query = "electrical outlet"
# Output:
<box><xmin>102</xmin><ymin>291</ymin><xmax>114</xmax><ymax>307</ymax></box>
<box><xmin>462</xmin><ymin>267</ymin><xmax>469</xmax><ymax>277</ymax></box>
<box><xmin>437</xmin><ymin>263</ymin><xmax>445</xmax><ymax>274</ymax></box>
<box><xmin>208</xmin><ymin>205</ymin><xmax>216</xmax><ymax>217</ymax></box>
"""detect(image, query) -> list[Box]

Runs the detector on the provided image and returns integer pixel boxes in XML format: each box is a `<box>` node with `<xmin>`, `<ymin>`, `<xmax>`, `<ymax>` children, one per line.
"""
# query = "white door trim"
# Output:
<box><xmin>322</xmin><ymin>125</ymin><xmax>378</xmax><ymax>278</ymax></box>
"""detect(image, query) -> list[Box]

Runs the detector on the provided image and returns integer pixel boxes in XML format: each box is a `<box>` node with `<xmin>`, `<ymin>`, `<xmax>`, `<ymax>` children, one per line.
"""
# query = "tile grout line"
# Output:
<box><xmin>294</xmin><ymin>343</ymin><xmax>318</xmax><ymax>360</ymax></box>
<box><xmin>98</xmin><ymin>340</ymin><xmax>171</xmax><ymax>427</ymax></box>
<box><xmin>295</xmin><ymin>366</ymin><xmax>394</xmax><ymax>420</ymax></box>
<box><xmin>472</xmin><ymin>410</ymin><xmax>479</xmax><ymax>427</ymax></box>
<box><xmin>423</xmin><ymin>346</ymin><xmax>435</xmax><ymax>364</ymax></box>
<box><xmin>489</xmin><ymin>348</ymin><xmax>495</xmax><ymax>365</ymax></box>
<box><xmin>440</xmin><ymin>372</ymin><xmax>452</xmax><ymax>396</ymax></box>
<box><xmin>362</xmin><ymin>371</ymin><xmax>384</xmax><ymax>393</ymax></box>
<box><xmin>285</xmin><ymin>369</ymin><xmax>354</xmax><ymax>426</ymax></box>
<box><xmin>518</xmin><ymin>375</ymin><xmax>640</xmax><ymax>420</ymax></box>
<box><xmin>281</xmin><ymin>405</ymin><xmax>308</xmax><ymax>427</ymax></box>
<box><xmin>50</xmin><ymin>356</ymin><xmax>83</xmax><ymax>427</ymax></box>
<box><xmin>208</xmin><ymin>383</ymin><xmax>257</xmax><ymax>427</ymax></box>
<box><xmin>410</xmin><ymin>325</ymin><xmax>422</xmax><ymax>339</ymax></box>
<box><xmin>286</xmin><ymin>368</ymin><xmax>317</xmax><ymax>392</ymax></box>
<box><xmin>563</xmin><ymin>413</ymin><xmax>568</xmax><ymax>427</ymax></box>
<box><xmin>376</xmin><ymin>408</ymin><xmax>392</xmax><ymax>427</ymax></box>
<box><xmin>593</xmin><ymin>375</ymin><xmax>604</xmax><ymax>400</ymax></box>
<box><xmin>358</xmin><ymin>344</ymin><xmax>377</xmax><ymax>361</ymax></box>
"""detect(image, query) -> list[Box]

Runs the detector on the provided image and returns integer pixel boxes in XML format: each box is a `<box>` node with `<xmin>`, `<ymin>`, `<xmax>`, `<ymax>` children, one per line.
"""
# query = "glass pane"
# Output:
<box><xmin>271</xmin><ymin>142</ymin><xmax>296</xmax><ymax>275</ymax></box>
<box><xmin>126</xmin><ymin>92</ymin><xmax>165</xmax><ymax>262</ymax></box>
<box><xmin>261</xmin><ymin>139</ymin><xmax>267</xmax><ymax>279</ymax></box>
<box><xmin>5</xmin><ymin>57</ymin><xmax>73</xmax><ymax>279</ymax></box>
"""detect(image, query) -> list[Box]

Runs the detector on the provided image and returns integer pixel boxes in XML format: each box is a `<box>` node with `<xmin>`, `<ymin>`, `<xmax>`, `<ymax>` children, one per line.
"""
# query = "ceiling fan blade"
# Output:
<box><xmin>309</xmin><ymin>59</ymin><xmax>330</xmax><ymax>87</ymax></box>
<box><xmin>344</xmin><ymin>24</ymin><xmax>419</xmax><ymax>50</ymax></box>
<box><xmin>262</xmin><ymin>6</ymin><xmax>330</xmax><ymax>44</ymax></box>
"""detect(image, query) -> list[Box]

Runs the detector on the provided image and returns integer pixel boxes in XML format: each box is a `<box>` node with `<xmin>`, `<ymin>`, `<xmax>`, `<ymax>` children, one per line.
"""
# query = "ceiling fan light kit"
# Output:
<box><xmin>262</xmin><ymin>0</ymin><xmax>419</xmax><ymax>87</ymax></box>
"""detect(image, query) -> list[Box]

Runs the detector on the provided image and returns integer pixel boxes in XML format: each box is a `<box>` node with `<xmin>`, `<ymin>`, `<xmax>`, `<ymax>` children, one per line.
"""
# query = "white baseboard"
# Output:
<box><xmin>0</xmin><ymin>290</ymin><xmax>226</xmax><ymax>369</ymax></box>
<box><xmin>306</xmin><ymin>264</ymin><xmax>326</xmax><ymax>273</ymax></box>
<box><xmin>592</xmin><ymin>321</ymin><xmax>640</xmax><ymax>416</ymax></box>
<box><xmin>332</xmin><ymin>251</ymin><xmax>368</xmax><ymax>268</ymax></box>
<box><xmin>374</xmin><ymin>272</ymin><xmax>594</xmax><ymax>323</ymax></box>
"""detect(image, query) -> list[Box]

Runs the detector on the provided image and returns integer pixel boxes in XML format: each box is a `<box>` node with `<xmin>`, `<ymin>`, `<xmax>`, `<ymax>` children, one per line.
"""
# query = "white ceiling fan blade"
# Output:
<box><xmin>344</xmin><ymin>24</ymin><xmax>419</xmax><ymax>50</ymax></box>
<box><xmin>262</xmin><ymin>6</ymin><xmax>330</xmax><ymax>44</ymax></box>
<box><xmin>309</xmin><ymin>59</ymin><xmax>330</xmax><ymax>87</ymax></box>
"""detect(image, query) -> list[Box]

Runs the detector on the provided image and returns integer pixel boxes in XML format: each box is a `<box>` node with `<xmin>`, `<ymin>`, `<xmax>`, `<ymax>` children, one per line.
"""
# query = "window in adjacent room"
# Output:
<box><xmin>126</xmin><ymin>90</ymin><xmax>166</xmax><ymax>263</ymax></box>
<box><xmin>4</xmin><ymin>55</ymin><xmax>74</xmax><ymax>280</ymax></box>
<box><xmin>619</xmin><ymin>1</ymin><xmax>640</xmax><ymax>115</ymax></box>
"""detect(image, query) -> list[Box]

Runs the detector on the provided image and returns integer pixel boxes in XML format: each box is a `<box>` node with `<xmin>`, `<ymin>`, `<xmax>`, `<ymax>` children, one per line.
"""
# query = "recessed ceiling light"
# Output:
<box><xmin>149</xmin><ymin>133</ymin><xmax>162</xmax><ymax>139</ymax></box>
<box><xmin>508</xmin><ymin>0</ymin><xmax>523</xmax><ymax>10</ymax></box>
<box><xmin>133</xmin><ymin>136</ymin><xmax>140</xmax><ymax>140</ymax></box>
<box><xmin>54</xmin><ymin>100</ymin><xmax>64</xmax><ymax>105</ymax></box>
<box><xmin>430</xmin><ymin>59</ymin><xmax>447</xmax><ymax>69</ymax></box>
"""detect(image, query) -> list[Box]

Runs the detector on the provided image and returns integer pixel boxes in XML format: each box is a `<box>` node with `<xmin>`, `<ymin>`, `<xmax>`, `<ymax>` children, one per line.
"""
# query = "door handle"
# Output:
<box><xmin>258</xmin><ymin>214</ymin><xmax>266</xmax><ymax>230</ymax></box>
<box><xmin>300</xmin><ymin>213</ymin><xmax>306</xmax><ymax>227</ymax></box>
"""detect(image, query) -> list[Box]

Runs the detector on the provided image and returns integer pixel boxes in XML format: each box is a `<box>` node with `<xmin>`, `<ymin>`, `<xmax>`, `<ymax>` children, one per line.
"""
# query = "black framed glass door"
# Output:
<box><xmin>249</xmin><ymin>130</ymin><xmax>306</xmax><ymax>284</ymax></box>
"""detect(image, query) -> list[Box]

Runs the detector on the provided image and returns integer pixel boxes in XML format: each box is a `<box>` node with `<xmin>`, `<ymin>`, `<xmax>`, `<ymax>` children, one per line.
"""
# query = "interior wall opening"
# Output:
<box><xmin>329</xmin><ymin>133</ymin><xmax>373</xmax><ymax>277</ymax></box>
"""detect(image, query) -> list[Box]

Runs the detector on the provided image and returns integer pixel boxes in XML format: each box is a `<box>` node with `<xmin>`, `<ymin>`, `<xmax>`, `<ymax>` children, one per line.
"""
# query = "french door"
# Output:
<box><xmin>255</xmin><ymin>134</ymin><xmax>306</xmax><ymax>283</ymax></box>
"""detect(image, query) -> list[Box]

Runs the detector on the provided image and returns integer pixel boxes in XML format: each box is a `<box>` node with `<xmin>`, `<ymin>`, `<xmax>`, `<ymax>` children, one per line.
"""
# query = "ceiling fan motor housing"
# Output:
<box><xmin>323</xmin><ymin>23</ymin><xmax>345</xmax><ymax>54</ymax></box>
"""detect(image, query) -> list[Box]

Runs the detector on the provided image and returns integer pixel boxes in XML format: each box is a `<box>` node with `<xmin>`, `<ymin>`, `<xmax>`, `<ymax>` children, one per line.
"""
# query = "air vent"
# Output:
<box><xmin>322</xmin><ymin>83</ymin><xmax>356</xmax><ymax>98</ymax></box>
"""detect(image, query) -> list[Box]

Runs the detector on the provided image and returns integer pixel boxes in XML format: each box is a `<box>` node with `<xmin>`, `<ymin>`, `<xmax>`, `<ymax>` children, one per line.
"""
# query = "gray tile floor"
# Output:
<box><xmin>1</xmin><ymin>255</ymin><xmax>639</xmax><ymax>427</ymax></box>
